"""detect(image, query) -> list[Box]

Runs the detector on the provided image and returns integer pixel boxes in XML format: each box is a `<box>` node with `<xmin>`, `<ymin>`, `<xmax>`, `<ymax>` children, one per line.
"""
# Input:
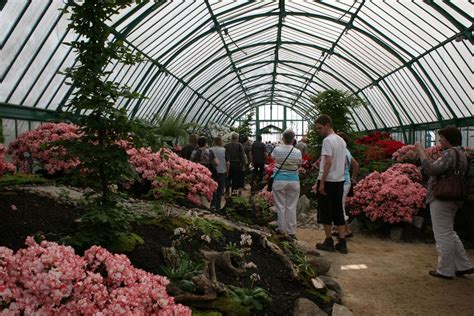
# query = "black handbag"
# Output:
<box><xmin>267</xmin><ymin>147</ymin><xmax>294</xmax><ymax>192</ymax></box>
<box><xmin>433</xmin><ymin>148</ymin><xmax>468</xmax><ymax>200</ymax></box>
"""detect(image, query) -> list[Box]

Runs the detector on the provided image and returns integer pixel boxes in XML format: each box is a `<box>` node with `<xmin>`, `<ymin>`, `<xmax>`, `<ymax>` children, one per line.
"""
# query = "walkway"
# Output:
<box><xmin>296</xmin><ymin>228</ymin><xmax>474</xmax><ymax>316</ymax></box>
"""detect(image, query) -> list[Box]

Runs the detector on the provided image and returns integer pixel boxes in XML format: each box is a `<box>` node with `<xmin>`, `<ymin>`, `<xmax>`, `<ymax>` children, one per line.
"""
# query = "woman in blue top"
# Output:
<box><xmin>271</xmin><ymin>129</ymin><xmax>302</xmax><ymax>240</ymax></box>
<box><xmin>337</xmin><ymin>132</ymin><xmax>359</xmax><ymax>238</ymax></box>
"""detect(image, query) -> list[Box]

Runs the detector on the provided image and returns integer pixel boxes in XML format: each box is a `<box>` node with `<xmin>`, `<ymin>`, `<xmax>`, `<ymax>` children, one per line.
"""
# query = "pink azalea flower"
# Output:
<box><xmin>0</xmin><ymin>237</ymin><xmax>191</xmax><ymax>315</ymax></box>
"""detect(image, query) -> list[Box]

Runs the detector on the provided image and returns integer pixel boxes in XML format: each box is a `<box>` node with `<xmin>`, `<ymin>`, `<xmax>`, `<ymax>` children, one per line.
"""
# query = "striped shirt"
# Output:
<box><xmin>271</xmin><ymin>145</ymin><xmax>302</xmax><ymax>181</ymax></box>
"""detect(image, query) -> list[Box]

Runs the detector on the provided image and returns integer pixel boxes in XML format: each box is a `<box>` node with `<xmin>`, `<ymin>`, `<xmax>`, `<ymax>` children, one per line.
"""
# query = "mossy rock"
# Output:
<box><xmin>0</xmin><ymin>174</ymin><xmax>48</xmax><ymax>188</ymax></box>
<box><xmin>191</xmin><ymin>310</ymin><xmax>222</xmax><ymax>316</ymax></box>
<box><xmin>110</xmin><ymin>233</ymin><xmax>144</xmax><ymax>252</ymax></box>
<box><xmin>213</xmin><ymin>296</ymin><xmax>252</xmax><ymax>316</ymax></box>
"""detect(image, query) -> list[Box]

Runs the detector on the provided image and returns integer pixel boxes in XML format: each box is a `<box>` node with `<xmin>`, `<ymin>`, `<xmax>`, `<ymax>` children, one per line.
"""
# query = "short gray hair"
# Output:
<box><xmin>282</xmin><ymin>129</ymin><xmax>295</xmax><ymax>144</ymax></box>
<box><xmin>231</xmin><ymin>132</ymin><xmax>239</xmax><ymax>141</ymax></box>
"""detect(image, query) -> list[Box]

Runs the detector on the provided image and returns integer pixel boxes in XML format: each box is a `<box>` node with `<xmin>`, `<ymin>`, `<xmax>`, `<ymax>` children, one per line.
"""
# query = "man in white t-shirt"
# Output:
<box><xmin>314</xmin><ymin>114</ymin><xmax>349</xmax><ymax>254</ymax></box>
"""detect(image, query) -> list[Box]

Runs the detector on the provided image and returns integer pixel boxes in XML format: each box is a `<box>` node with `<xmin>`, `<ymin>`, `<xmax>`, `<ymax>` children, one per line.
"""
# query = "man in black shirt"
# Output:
<box><xmin>250</xmin><ymin>135</ymin><xmax>267</xmax><ymax>184</ymax></box>
<box><xmin>225</xmin><ymin>132</ymin><xmax>246</xmax><ymax>195</ymax></box>
<box><xmin>181</xmin><ymin>134</ymin><xmax>198</xmax><ymax>160</ymax></box>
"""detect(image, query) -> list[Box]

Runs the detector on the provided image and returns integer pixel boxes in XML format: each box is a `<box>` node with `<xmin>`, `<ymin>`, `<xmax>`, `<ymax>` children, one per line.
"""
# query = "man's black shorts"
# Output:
<box><xmin>316</xmin><ymin>180</ymin><xmax>345</xmax><ymax>226</ymax></box>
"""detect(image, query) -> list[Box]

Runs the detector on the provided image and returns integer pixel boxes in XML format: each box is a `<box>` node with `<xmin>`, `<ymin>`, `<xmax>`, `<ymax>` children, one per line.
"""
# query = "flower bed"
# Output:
<box><xmin>392</xmin><ymin>144</ymin><xmax>442</xmax><ymax>164</ymax></box>
<box><xmin>0</xmin><ymin>144</ymin><xmax>15</xmax><ymax>176</ymax></box>
<box><xmin>347</xmin><ymin>164</ymin><xmax>426</xmax><ymax>224</ymax></box>
<box><xmin>6</xmin><ymin>123</ymin><xmax>217</xmax><ymax>205</ymax></box>
<box><xmin>7</xmin><ymin>123</ymin><xmax>81</xmax><ymax>174</ymax></box>
<box><xmin>0</xmin><ymin>237</ymin><xmax>190</xmax><ymax>315</ymax></box>
<box><xmin>126</xmin><ymin>147</ymin><xmax>217</xmax><ymax>205</ymax></box>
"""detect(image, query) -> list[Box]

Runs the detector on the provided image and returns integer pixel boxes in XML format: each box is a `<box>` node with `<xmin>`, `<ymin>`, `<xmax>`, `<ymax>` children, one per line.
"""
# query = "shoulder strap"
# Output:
<box><xmin>451</xmin><ymin>148</ymin><xmax>465</xmax><ymax>175</ymax></box>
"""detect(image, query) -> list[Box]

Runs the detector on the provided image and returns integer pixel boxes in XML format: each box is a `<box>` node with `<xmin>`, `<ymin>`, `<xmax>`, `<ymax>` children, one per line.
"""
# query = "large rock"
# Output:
<box><xmin>332</xmin><ymin>303</ymin><xmax>353</xmax><ymax>316</ymax></box>
<box><xmin>326</xmin><ymin>289</ymin><xmax>342</xmax><ymax>304</ymax></box>
<box><xmin>297</xmin><ymin>195</ymin><xmax>311</xmax><ymax>214</ymax></box>
<box><xmin>411</xmin><ymin>216</ymin><xmax>424</xmax><ymax>228</ymax></box>
<box><xmin>307</xmin><ymin>256</ymin><xmax>331</xmax><ymax>275</ymax></box>
<box><xmin>348</xmin><ymin>218</ymin><xmax>365</xmax><ymax>233</ymax></box>
<box><xmin>294</xmin><ymin>241</ymin><xmax>321</xmax><ymax>257</ymax></box>
<box><xmin>318</xmin><ymin>276</ymin><xmax>341</xmax><ymax>294</ymax></box>
<box><xmin>390</xmin><ymin>226</ymin><xmax>404</xmax><ymax>242</ymax></box>
<box><xmin>293</xmin><ymin>298</ymin><xmax>327</xmax><ymax>316</ymax></box>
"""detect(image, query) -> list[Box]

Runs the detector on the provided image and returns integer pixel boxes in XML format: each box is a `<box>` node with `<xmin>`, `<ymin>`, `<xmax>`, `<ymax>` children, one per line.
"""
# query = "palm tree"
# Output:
<box><xmin>153</xmin><ymin>113</ymin><xmax>199</xmax><ymax>144</ymax></box>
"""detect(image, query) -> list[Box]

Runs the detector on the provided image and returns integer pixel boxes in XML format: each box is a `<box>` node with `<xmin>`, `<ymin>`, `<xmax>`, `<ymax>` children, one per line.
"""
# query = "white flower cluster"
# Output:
<box><xmin>173</xmin><ymin>227</ymin><xmax>186</xmax><ymax>236</ymax></box>
<box><xmin>240</xmin><ymin>233</ymin><xmax>252</xmax><ymax>247</ymax></box>
<box><xmin>186</xmin><ymin>210</ymin><xmax>198</xmax><ymax>217</ymax></box>
<box><xmin>250</xmin><ymin>273</ymin><xmax>261</xmax><ymax>282</ymax></box>
<box><xmin>243</xmin><ymin>262</ymin><xmax>257</xmax><ymax>269</ymax></box>
<box><xmin>201</xmin><ymin>234</ymin><xmax>211</xmax><ymax>243</ymax></box>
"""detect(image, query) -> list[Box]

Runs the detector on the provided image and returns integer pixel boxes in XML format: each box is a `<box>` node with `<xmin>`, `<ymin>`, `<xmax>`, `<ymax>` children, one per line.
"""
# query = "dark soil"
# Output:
<box><xmin>0</xmin><ymin>189</ymin><xmax>325</xmax><ymax>315</ymax></box>
<box><xmin>0</xmin><ymin>190</ymin><xmax>83</xmax><ymax>250</ymax></box>
<box><xmin>128</xmin><ymin>222</ymin><xmax>324</xmax><ymax>315</ymax></box>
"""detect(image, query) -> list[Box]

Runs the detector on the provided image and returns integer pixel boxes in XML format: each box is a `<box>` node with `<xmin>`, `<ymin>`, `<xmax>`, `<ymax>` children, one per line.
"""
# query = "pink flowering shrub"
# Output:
<box><xmin>347</xmin><ymin>168</ymin><xmax>426</xmax><ymax>224</ymax></box>
<box><xmin>5</xmin><ymin>123</ymin><xmax>216</xmax><ymax>205</ymax></box>
<box><xmin>393</xmin><ymin>144</ymin><xmax>442</xmax><ymax>164</ymax></box>
<box><xmin>256</xmin><ymin>189</ymin><xmax>274</xmax><ymax>206</ymax></box>
<box><xmin>0</xmin><ymin>237</ymin><xmax>191</xmax><ymax>315</ymax></box>
<box><xmin>0</xmin><ymin>144</ymin><xmax>15</xmax><ymax>176</ymax></box>
<box><xmin>126</xmin><ymin>147</ymin><xmax>217</xmax><ymax>205</ymax></box>
<box><xmin>385</xmin><ymin>163</ymin><xmax>422</xmax><ymax>183</ymax></box>
<box><xmin>425</xmin><ymin>144</ymin><xmax>442</xmax><ymax>160</ymax></box>
<box><xmin>465</xmin><ymin>147</ymin><xmax>474</xmax><ymax>160</ymax></box>
<box><xmin>392</xmin><ymin>144</ymin><xmax>417</xmax><ymax>163</ymax></box>
<box><xmin>7</xmin><ymin>123</ymin><xmax>81</xmax><ymax>174</ymax></box>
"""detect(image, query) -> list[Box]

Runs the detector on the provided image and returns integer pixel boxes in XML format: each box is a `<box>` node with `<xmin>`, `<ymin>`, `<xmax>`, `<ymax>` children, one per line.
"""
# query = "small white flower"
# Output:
<box><xmin>201</xmin><ymin>234</ymin><xmax>211</xmax><ymax>243</ymax></box>
<box><xmin>186</xmin><ymin>210</ymin><xmax>198</xmax><ymax>217</ymax></box>
<box><xmin>240</xmin><ymin>233</ymin><xmax>252</xmax><ymax>246</ymax></box>
<box><xmin>250</xmin><ymin>273</ymin><xmax>261</xmax><ymax>281</ymax></box>
<box><xmin>173</xmin><ymin>227</ymin><xmax>186</xmax><ymax>236</ymax></box>
<box><xmin>244</xmin><ymin>262</ymin><xmax>257</xmax><ymax>269</ymax></box>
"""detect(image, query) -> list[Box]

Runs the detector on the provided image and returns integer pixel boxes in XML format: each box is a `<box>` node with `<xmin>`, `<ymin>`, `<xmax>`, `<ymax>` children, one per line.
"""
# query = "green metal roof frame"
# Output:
<box><xmin>1</xmin><ymin>1</ymin><xmax>472</xmax><ymax>133</ymax></box>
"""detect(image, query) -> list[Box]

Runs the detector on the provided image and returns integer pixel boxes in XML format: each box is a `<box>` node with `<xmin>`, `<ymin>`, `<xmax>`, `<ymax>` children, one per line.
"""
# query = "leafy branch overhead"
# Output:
<box><xmin>62</xmin><ymin>0</ymin><xmax>145</xmax><ymax>205</ymax></box>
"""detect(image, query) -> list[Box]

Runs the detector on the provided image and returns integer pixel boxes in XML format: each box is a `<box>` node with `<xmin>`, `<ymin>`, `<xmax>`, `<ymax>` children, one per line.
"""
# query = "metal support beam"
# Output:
<box><xmin>424</xmin><ymin>1</ymin><xmax>473</xmax><ymax>45</ymax></box>
<box><xmin>270</xmin><ymin>0</ymin><xmax>285</xmax><ymax>111</ymax></box>
<box><xmin>0</xmin><ymin>102</ymin><xmax>62</xmax><ymax>121</ymax></box>
<box><xmin>366</xmin><ymin>116</ymin><xmax>474</xmax><ymax>134</ymax></box>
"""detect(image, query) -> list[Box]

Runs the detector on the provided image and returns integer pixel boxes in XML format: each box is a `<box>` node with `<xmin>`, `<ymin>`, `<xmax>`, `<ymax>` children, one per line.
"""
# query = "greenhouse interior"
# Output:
<box><xmin>0</xmin><ymin>1</ymin><xmax>473</xmax><ymax>315</ymax></box>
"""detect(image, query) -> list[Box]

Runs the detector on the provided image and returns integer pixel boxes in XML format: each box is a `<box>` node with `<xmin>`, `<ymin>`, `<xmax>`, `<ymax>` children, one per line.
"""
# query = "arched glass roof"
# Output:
<box><xmin>0</xmin><ymin>1</ymin><xmax>472</xmax><ymax>131</ymax></box>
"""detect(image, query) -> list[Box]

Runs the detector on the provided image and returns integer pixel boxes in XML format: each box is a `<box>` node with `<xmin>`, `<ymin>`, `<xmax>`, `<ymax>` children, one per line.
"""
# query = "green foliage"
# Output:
<box><xmin>161</xmin><ymin>250</ymin><xmax>204</xmax><ymax>292</ymax></box>
<box><xmin>154</xmin><ymin>175</ymin><xmax>186</xmax><ymax>203</ymax></box>
<box><xmin>231</xmin><ymin>196</ymin><xmax>251</xmax><ymax>209</ymax></box>
<box><xmin>191</xmin><ymin>310</ymin><xmax>222</xmax><ymax>316</ymax></box>
<box><xmin>232</xmin><ymin>111</ymin><xmax>254</xmax><ymax>140</ymax></box>
<box><xmin>65</xmin><ymin>204</ymin><xmax>137</xmax><ymax>252</ymax></box>
<box><xmin>0</xmin><ymin>174</ymin><xmax>48</xmax><ymax>188</ymax></box>
<box><xmin>129</xmin><ymin>119</ymin><xmax>165</xmax><ymax>152</ymax></box>
<box><xmin>153</xmin><ymin>112</ymin><xmax>199</xmax><ymax>145</ymax></box>
<box><xmin>307</xmin><ymin>89</ymin><xmax>365</xmax><ymax>156</ymax></box>
<box><xmin>225</xmin><ymin>241</ymin><xmax>240</xmax><ymax>255</ymax></box>
<box><xmin>280</xmin><ymin>241</ymin><xmax>316</xmax><ymax>282</ymax></box>
<box><xmin>110</xmin><ymin>233</ymin><xmax>144</xmax><ymax>253</ymax></box>
<box><xmin>223</xmin><ymin>286</ymin><xmax>272</xmax><ymax>312</ymax></box>
<box><xmin>191</xmin><ymin>218</ymin><xmax>224</xmax><ymax>242</ymax></box>
<box><xmin>359</xmin><ymin>159</ymin><xmax>395</xmax><ymax>177</ymax></box>
<box><xmin>62</xmin><ymin>0</ymin><xmax>145</xmax><ymax>206</ymax></box>
<box><xmin>252</xmin><ymin>195</ymin><xmax>269</xmax><ymax>211</ymax></box>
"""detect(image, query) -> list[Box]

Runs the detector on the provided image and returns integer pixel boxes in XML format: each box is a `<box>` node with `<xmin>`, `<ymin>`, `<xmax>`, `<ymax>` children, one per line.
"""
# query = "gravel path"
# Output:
<box><xmin>296</xmin><ymin>228</ymin><xmax>474</xmax><ymax>316</ymax></box>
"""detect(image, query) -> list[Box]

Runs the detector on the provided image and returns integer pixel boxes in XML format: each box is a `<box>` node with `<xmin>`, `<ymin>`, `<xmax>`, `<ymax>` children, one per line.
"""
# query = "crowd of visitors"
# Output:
<box><xmin>179</xmin><ymin>117</ymin><xmax>473</xmax><ymax>273</ymax></box>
